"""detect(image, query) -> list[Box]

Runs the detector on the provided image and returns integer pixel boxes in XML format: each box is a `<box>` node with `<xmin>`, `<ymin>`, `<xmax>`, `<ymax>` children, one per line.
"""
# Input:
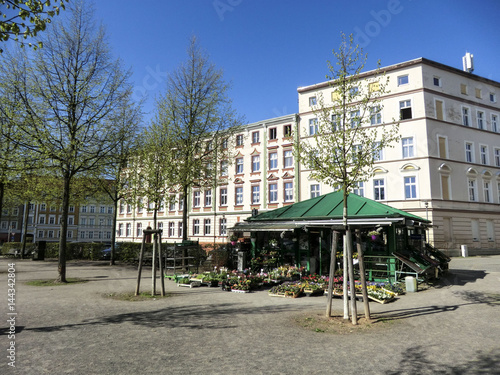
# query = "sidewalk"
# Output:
<box><xmin>1</xmin><ymin>256</ymin><xmax>500</xmax><ymax>374</ymax></box>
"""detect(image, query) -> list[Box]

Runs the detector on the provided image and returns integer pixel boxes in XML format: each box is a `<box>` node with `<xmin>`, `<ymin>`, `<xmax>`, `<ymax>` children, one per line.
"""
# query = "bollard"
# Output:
<box><xmin>461</xmin><ymin>245</ymin><xmax>468</xmax><ymax>257</ymax></box>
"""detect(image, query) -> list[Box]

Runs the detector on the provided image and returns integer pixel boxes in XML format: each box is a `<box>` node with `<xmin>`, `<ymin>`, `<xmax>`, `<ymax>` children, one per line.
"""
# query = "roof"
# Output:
<box><xmin>247</xmin><ymin>190</ymin><xmax>429</xmax><ymax>223</ymax></box>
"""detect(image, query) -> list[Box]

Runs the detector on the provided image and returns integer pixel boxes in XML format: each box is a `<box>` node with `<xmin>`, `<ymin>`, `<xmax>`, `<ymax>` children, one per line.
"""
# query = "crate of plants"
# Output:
<box><xmin>268</xmin><ymin>282</ymin><xmax>303</xmax><ymax>298</ymax></box>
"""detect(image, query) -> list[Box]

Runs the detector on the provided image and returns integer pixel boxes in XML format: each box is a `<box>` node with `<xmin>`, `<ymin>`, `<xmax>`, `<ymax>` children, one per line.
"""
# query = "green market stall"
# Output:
<box><xmin>230</xmin><ymin>191</ymin><xmax>447</xmax><ymax>282</ymax></box>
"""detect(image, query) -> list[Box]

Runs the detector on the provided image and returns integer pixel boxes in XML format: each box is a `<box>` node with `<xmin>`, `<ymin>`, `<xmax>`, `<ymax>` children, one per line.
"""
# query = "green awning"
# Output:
<box><xmin>248</xmin><ymin>190</ymin><xmax>429</xmax><ymax>224</ymax></box>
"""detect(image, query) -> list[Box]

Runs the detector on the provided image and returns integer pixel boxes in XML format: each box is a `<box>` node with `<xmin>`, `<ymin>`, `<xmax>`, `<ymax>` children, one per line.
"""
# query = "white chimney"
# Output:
<box><xmin>462</xmin><ymin>52</ymin><xmax>474</xmax><ymax>73</ymax></box>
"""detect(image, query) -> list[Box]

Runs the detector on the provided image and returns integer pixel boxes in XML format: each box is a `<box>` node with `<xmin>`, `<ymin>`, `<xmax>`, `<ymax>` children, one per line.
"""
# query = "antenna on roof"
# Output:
<box><xmin>462</xmin><ymin>52</ymin><xmax>474</xmax><ymax>73</ymax></box>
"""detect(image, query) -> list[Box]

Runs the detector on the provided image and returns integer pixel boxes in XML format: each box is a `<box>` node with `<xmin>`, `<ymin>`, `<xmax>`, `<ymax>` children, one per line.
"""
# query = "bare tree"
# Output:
<box><xmin>153</xmin><ymin>36</ymin><xmax>244</xmax><ymax>241</ymax></box>
<box><xmin>6</xmin><ymin>1</ymin><xmax>135</xmax><ymax>282</ymax></box>
<box><xmin>295</xmin><ymin>33</ymin><xmax>400</xmax><ymax>324</ymax></box>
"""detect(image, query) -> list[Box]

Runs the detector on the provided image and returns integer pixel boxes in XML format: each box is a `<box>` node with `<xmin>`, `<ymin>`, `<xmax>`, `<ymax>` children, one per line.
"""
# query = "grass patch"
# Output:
<box><xmin>293</xmin><ymin>311</ymin><xmax>393</xmax><ymax>335</ymax></box>
<box><xmin>26</xmin><ymin>278</ymin><xmax>88</xmax><ymax>286</ymax></box>
<box><xmin>103</xmin><ymin>292</ymin><xmax>171</xmax><ymax>301</ymax></box>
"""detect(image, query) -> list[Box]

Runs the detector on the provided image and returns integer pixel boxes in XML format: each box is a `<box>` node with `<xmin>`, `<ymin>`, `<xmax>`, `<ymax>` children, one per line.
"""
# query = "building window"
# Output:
<box><xmin>193</xmin><ymin>219</ymin><xmax>200</xmax><ymax>235</ymax></box>
<box><xmin>236</xmin><ymin>134</ymin><xmax>243</xmax><ymax>146</ymax></box>
<box><xmin>492</xmin><ymin>114</ymin><xmax>498</xmax><ymax>132</ymax></box>
<box><xmin>90</xmin><ymin>205</ymin><xmax>95</xmax><ymax>213</ymax></box>
<box><xmin>48</xmin><ymin>230</ymin><xmax>54</xmax><ymax>238</ymax></box>
<box><xmin>374</xmin><ymin>179</ymin><xmax>385</xmax><ymax>201</ymax></box>
<box><xmin>402</xmin><ymin>137</ymin><xmax>414</xmax><ymax>158</ymax></box>
<box><xmin>193</xmin><ymin>191</ymin><xmax>201</xmax><ymax>207</ymax></box>
<box><xmin>251</xmin><ymin>155</ymin><xmax>260</xmax><ymax>172</ymax></box>
<box><xmin>126</xmin><ymin>223</ymin><xmax>131</xmax><ymax>236</ymax></box>
<box><xmin>435</xmin><ymin>100</ymin><xmax>444</xmax><ymax>121</ymax></box>
<box><xmin>158</xmin><ymin>222</ymin><xmax>163</xmax><ymax>233</ymax></box>
<box><xmin>370</xmin><ymin>106</ymin><xmax>382</xmax><ymax>125</ymax></box>
<box><xmin>309</xmin><ymin>118</ymin><xmax>318</xmax><ymax>135</ymax></box>
<box><xmin>468</xmin><ymin>179</ymin><xmax>477</xmax><ymax>201</ymax></box>
<box><xmin>369</xmin><ymin>82</ymin><xmax>379</xmax><ymax>92</ymax></box>
<box><xmin>107</xmin><ymin>206</ymin><xmax>113</xmax><ymax>214</ymax></box>
<box><xmin>350</xmin><ymin>110</ymin><xmax>360</xmax><ymax>128</ymax></box>
<box><xmin>221</xmin><ymin>160</ymin><xmax>228</xmax><ymax>176</ymax></box>
<box><xmin>67</xmin><ymin>230</ymin><xmax>73</xmax><ymax>239</ymax></box>
<box><xmin>284</xmin><ymin>182</ymin><xmax>293</xmax><ymax>202</ymax></box>
<box><xmin>438</xmin><ymin>136</ymin><xmax>447</xmax><ymax>159</ymax></box>
<box><xmin>219</xmin><ymin>218</ymin><xmax>227</xmax><ymax>236</ymax></box>
<box><xmin>269</xmin><ymin>184</ymin><xmax>278</xmax><ymax>203</ymax></box>
<box><xmin>252</xmin><ymin>131</ymin><xmax>260</xmax><ymax>144</ymax></box>
<box><xmin>433</xmin><ymin>76</ymin><xmax>441</xmax><ymax>87</ymax></box>
<box><xmin>372</xmin><ymin>141</ymin><xmax>383</xmax><ymax>161</ymax></box>
<box><xmin>477</xmin><ymin>111</ymin><xmax>485</xmax><ymax>130</ymax></box>
<box><xmin>68</xmin><ymin>216</ymin><xmax>74</xmax><ymax>225</ymax></box>
<box><xmin>309</xmin><ymin>96</ymin><xmax>317</xmax><ymax>106</ymax></box>
<box><xmin>284</xmin><ymin>124</ymin><xmax>292</xmax><ymax>137</ymax></box>
<box><xmin>350</xmin><ymin>86</ymin><xmax>359</xmax><ymax>96</ymax></box>
<box><xmin>352</xmin><ymin>144</ymin><xmax>362</xmax><ymax>162</ymax></box>
<box><xmin>269</xmin><ymin>127</ymin><xmax>277</xmax><ymax>140</ymax></box>
<box><xmin>69</xmin><ymin>205</ymin><xmax>74</xmax><ymax>213</ymax></box>
<box><xmin>399</xmin><ymin>100</ymin><xmax>412</xmax><ymax>120</ymax></box>
<box><xmin>354</xmin><ymin>181</ymin><xmax>364</xmax><ymax>197</ymax></box>
<box><xmin>39</xmin><ymin>230</ymin><xmax>45</xmax><ymax>239</ymax></box>
<box><xmin>310</xmin><ymin>184</ymin><xmax>320</xmax><ymax>198</ymax></box>
<box><xmin>136</xmin><ymin>223</ymin><xmax>142</xmax><ymax>237</ymax></box>
<box><xmin>178</xmin><ymin>222</ymin><xmax>183</xmax><ymax>238</ymax></box>
<box><xmin>100</xmin><ymin>206</ymin><xmax>105</xmax><ymax>214</ymax></box>
<box><xmin>475</xmin><ymin>88</ymin><xmax>482</xmax><ymax>99</ymax></box>
<box><xmin>397</xmin><ymin>75</ymin><xmax>409</xmax><ymax>86</ymax></box>
<box><xmin>462</xmin><ymin>107</ymin><xmax>470</xmax><ymax>126</ymax></box>
<box><xmin>169</xmin><ymin>199</ymin><xmax>176</xmax><ymax>211</ymax></box>
<box><xmin>81</xmin><ymin>205</ymin><xmax>87</xmax><ymax>213</ymax></box>
<box><xmin>222</xmin><ymin>138</ymin><xmax>228</xmax><ymax>149</ymax></box>
<box><xmin>127</xmin><ymin>204</ymin><xmax>132</xmax><ymax>214</ymax></box>
<box><xmin>490</xmin><ymin>93</ymin><xmax>497</xmax><ymax>103</ymax></box>
<box><xmin>460</xmin><ymin>83</ymin><xmax>468</xmax><ymax>95</ymax></box>
<box><xmin>39</xmin><ymin>216</ymin><xmax>45</xmax><ymax>224</ymax></box>
<box><xmin>236</xmin><ymin>157</ymin><xmax>243</xmax><ymax>174</ymax></box>
<box><xmin>205</xmin><ymin>189</ymin><xmax>212</xmax><ymax>207</ymax></box>
<box><xmin>269</xmin><ymin>152</ymin><xmax>278</xmax><ymax>170</ymax></box>
<box><xmin>49</xmin><ymin>215</ymin><xmax>55</xmax><ymax>224</ymax></box>
<box><xmin>465</xmin><ymin>142</ymin><xmax>474</xmax><ymax>163</ymax></box>
<box><xmin>284</xmin><ymin>150</ymin><xmax>293</xmax><ymax>168</ymax></box>
<box><xmin>494</xmin><ymin>149</ymin><xmax>500</xmax><ymax>167</ymax></box>
<box><xmin>404</xmin><ymin>176</ymin><xmax>417</xmax><ymax>199</ymax></box>
<box><xmin>480</xmin><ymin>145</ymin><xmax>488</xmax><ymax>165</ymax></box>
<box><xmin>204</xmin><ymin>219</ymin><xmax>211</xmax><ymax>235</ymax></box>
<box><xmin>235</xmin><ymin>187</ymin><xmax>243</xmax><ymax>205</ymax></box>
<box><xmin>119</xmin><ymin>202</ymin><xmax>124</xmax><ymax>214</ymax></box>
<box><xmin>220</xmin><ymin>188</ymin><xmax>228</xmax><ymax>206</ymax></box>
<box><xmin>483</xmin><ymin>181</ymin><xmax>491</xmax><ymax>203</ymax></box>
<box><xmin>331</xmin><ymin>114</ymin><xmax>340</xmax><ymax>131</ymax></box>
<box><xmin>251</xmin><ymin>185</ymin><xmax>260</xmax><ymax>204</ymax></box>
<box><xmin>179</xmin><ymin>196</ymin><xmax>184</xmax><ymax>211</ymax></box>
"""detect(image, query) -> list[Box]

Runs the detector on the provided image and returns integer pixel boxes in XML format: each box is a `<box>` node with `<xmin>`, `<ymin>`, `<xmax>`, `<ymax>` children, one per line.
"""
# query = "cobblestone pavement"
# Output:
<box><xmin>1</xmin><ymin>256</ymin><xmax>500</xmax><ymax>375</ymax></box>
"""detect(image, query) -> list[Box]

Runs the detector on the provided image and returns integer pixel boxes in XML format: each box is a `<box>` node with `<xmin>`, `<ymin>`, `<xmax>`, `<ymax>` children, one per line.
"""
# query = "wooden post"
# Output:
<box><xmin>356</xmin><ymin>229</ymin><xmax>371</xmax><ymax>321</ymax></box>
<box><xmin>135</xmin><ymin>234</ymin><xmax>147</xmax><ymax>296</ymax></box>
<box><xmin>346</xmin><ymin>227</ymin><xmax>358</xmax><ymax>325</ymax></box>
<box><xmin>157</xmin><ymin>232</ymin><xmax>165</xmax><ymax>296</ymax></box>
<box><xmin>326</xmin><ymin>230</ymin><xmax>339</xmax><ymax>317</ymax></box>
<box><xmin>152</xmin><ymin>232</ymin><xmax>156</xmax><ymax>296</ymax></box>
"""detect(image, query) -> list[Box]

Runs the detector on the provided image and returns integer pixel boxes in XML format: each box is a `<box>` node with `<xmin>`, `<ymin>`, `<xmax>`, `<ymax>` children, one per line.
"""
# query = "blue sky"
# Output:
<box><xmin>91</xmin><ymin>0</ymin><xmax>500</xmax><ymax>125</ymax></box>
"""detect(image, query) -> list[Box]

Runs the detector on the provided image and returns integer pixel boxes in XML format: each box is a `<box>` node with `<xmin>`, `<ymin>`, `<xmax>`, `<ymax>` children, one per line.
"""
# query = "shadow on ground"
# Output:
<box><xmin>386</xmin><ymin>345</ymin><xmax>500</xmax><ymax>375</ymax></box>
<box><xmin>373</xmin><ymin>290</ymin><xmax>500</xmax><ymax>321</ymax></box>
<box><xmin>23</xmin><ymin>302</ymin><xmax>301</xmax><ymax>333</ymax></box>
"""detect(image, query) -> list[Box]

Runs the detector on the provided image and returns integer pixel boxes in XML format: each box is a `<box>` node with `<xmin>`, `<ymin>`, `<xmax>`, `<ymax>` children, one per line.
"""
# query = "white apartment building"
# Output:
<box><xmin>117</xmin><ymin>57</ymin><xmax>500</xmax><ymax>255</ymax></box>
<box><xmin>298</xmin><ymin>57</ymin><xmax>500</xmax><ymax>255</ymax></box>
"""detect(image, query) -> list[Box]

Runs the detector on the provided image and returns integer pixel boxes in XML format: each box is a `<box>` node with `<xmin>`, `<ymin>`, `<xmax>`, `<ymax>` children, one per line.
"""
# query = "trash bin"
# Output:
<box><xmin>461</xmin><ymin>245</ymin><xmax>468</xmax><ymax>257</ymax></box>
<box><xmin>405</xmin><ymin>276</ymin><xmax>417</xmax><ymax>293</ymax></box>
<box><xmin>33</xmin><ymin>241</ymin><xmax>46</xmax><ymax>261</ymax></box>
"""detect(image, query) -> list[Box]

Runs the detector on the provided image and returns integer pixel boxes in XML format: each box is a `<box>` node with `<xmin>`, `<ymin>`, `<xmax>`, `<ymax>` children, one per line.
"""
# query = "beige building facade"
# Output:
<box><xmin>117</xmin><ymin>57</ymin><xmax>500</xmax><ymax>255</ymax></box>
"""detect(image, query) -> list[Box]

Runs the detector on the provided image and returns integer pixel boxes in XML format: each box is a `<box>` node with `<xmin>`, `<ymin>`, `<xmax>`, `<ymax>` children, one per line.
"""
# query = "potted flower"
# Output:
<box><xmin>229</xmin><ymin>234</ymin><xmax>238</xmax><ymax>246</ymax></box>
<box><xmin>368</xmin><ymin>230</ymin><xmax>380</xmax><ymax>240</ymax></box>
<box><xmin>268</xmin><ymin>239</ymin><xmax>278</xmax><ymax>248</ymax></box>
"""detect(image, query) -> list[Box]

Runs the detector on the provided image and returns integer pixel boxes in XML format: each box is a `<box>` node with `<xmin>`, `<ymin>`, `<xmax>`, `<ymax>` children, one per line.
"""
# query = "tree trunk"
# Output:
<box><xmin>182</xmin><ymin>185</ymin><xmax>189</xmax><ymax>241</ymax></box>
<box><xmin>356</xmin><ymin>229</ymin><xmax>371</xmax><ymax>321</ymax></box>
<box><xmin>57</xmin><ymin>173</ymin><xmax>71</xmax><ymax>283</ymax></box>
<box><xmin>110</xmin><ymin>192</ymin><xmax>119</xmax><ymax>266</ymax></box>
<box><xmin>21</xmin><ymin>201</ymin><xmax>30</xmax><ymax>258</ymax></box>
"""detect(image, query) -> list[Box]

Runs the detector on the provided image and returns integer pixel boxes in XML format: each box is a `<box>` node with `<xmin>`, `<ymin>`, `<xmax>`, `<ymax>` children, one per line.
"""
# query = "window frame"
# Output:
<box><xmin>399</xmin><ymin>99</ymin><xmax>412</xmax><ymax>120</ymax></box>
<box><xmin>269</xmin><ymin>152</ymin><xmax>278</xmax><ymax>170</ymax></box>
<box><xmin>404</xmin><ymin>176</ymin><xmax>417</xmax><ymax>199</ymax></box>
<box><xmin>402</xmin><ymin>137</ymin><xmax>415</xmax><ymax>158</ymax></box>
<box><xmin>269</xmin><ymin>183</ymin><xmax>278</xmax><ymax>203</ymax></box>
<box><xmin>397</xmin><ymin>74</ymin><xmax>409</xmax><ymax>86</ymax></box>
<box><xmin>374</xmin><ymin>178</ymin><xmax>385</xmax><ymax>201</ymax></box>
